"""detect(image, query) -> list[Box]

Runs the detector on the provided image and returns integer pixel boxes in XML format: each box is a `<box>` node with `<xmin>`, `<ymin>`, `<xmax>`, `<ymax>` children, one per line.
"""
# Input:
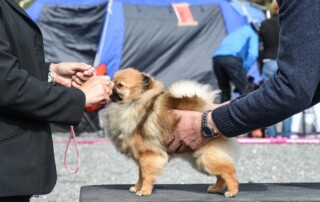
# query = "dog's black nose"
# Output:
<box><xmin>110</xmin><ymin>89</ymin><xmax>122</xmax><ymax>102</ymax></box>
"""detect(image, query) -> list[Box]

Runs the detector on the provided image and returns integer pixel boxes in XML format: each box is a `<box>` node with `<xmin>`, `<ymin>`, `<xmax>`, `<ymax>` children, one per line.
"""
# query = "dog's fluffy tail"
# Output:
<box><xmin>167</xmin><ymin>80</ymin><xmax>220</xmax><ymax>105</ymax></box>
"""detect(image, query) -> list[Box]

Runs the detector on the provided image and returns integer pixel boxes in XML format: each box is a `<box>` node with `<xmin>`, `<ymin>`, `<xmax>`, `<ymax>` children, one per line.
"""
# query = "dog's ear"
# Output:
<box><xmin>142</xmin><ymin>73</ymin><xmax>153</xmax><ymax>89</ymax></box>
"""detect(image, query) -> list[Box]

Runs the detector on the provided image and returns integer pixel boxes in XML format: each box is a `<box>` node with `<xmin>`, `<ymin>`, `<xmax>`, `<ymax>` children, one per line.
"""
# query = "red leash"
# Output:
<box><xmin>63</xmin><ymin>67</ymin><xmax>97</xmax><ymax>174</ymax></box>
<box><xmin>64</xmin><ymin>125</ymin><xmax>80</xmax><ymax>174</ymax></box>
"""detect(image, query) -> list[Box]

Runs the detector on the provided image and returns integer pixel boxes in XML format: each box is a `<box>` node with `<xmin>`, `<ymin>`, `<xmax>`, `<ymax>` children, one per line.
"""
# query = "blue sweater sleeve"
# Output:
<box><xmin>212</xmin><ymin>0</ymin><xmax>320</xmax><ymax>137</ymax></box>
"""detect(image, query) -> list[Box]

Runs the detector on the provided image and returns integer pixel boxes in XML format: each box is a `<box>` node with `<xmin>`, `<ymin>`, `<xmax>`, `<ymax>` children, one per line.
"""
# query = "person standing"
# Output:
<box><xmin>259</xmin><ymin>0</ymin><xmax>292</xmax><ymax>138</ymax></box>
<box><xmin>167</xmin><ymin>0</ymin><xmax>320</xmax><ymax>153</ymax></box>
<box><xmin>0</xmin><ymin>0</ymin><xmax>113</xmax><ymax>201</ymax></box>
<box><xmin>213</xmin><ymin>24</ymin><xmax>259</xmax><ymax>103</ymax></box>
<box><xmin>291</xmin><ymin>103</ymin><xmax>320</xmax><ymax>138</ymax></box>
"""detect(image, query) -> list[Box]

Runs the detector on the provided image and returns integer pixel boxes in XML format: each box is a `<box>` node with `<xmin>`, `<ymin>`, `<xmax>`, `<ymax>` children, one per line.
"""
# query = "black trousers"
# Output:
<box><xmin>213</xmin><ymin>55</ymin><xmax>248</xmax><ymax>103</ymax></box>
<box><xmin>0</xmin><ymin>196</ymin><xmax>31</xmax><ymax>202</ymax></box>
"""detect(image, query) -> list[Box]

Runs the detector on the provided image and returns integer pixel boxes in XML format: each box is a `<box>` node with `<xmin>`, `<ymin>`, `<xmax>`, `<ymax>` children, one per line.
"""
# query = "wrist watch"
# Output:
<box><xmin>48</xmin><ymin>71</ymin><xmax>55</xmax><ymax>84</ymax></box>
<box><xmin>201</xmin><ymin>110</ymin><xmax>220</xmax><ymax>138</ymax></box>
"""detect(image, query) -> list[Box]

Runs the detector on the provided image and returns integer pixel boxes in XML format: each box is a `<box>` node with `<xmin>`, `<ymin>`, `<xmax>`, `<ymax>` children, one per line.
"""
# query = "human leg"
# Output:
<box><xmin>282</xmin><ymin>117</ymin><xmax>292</xmax><ymax>138</ymax></box>
<box><xmin>261</xmin><ymin>60</ymin><xmax>278</xmax><ymax>81</ymax></box>
<box><xmin>266</xmin><ymin>125</ymin><xmax>277</xmax><ymax>137</ymax></box>
<box><xmin>222</xmin><ymin>56</ymin><xmax>248</xmax><ymax>95</ymax></box>
<box><xmin>213</xmin><ymin>57</ymin><xmax>232</xmax><ymax>102</ymax></box>
<box><xmin>291</xmin><ymin>112</ymin><xmax>302</xmax><ymax>137</ymax></box>
<box><xmin>312</xmin><ymin>103</ymin><xmax>320</xmax><ymax>136</ymax></box>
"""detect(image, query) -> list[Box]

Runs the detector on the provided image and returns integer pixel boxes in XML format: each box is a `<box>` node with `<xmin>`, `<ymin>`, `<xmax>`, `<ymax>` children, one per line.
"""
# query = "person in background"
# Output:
<box><xmin>0</xmin><ymin>0</ymin><xmax>113</xmax><ymax>201</ymax></box>
<box><xmin>259</xmin><ymin>0</ymin><xmax>292</xmax><ymax>138</ymax></box>
<box><xmin>212</xmin><ymin>23</ymin><xmax>259</xmax><ymax>103</ymax></box>
<box><xmin>291</xmin><ymin>103</ymin><xmax>320</xmax><ymax>138</ymax></box>
<box><xmin>166</xmin><ymin>0</ymin><xmax>320</xmax><ymax>153</ymax></box>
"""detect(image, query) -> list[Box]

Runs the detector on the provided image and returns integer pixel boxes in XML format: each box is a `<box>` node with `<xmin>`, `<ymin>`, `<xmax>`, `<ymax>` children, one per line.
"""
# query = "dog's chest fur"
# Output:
<box><xmin>104</xmin><ymin>86</ymin><xmax>166</xmax><ymax>156</ymax></box>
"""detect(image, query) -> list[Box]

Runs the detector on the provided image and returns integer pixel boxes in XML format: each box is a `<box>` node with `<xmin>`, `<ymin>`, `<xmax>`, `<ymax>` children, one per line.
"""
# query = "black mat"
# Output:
<box><xmin>80</xmin><ymin>183</ymin><xmax>320</xmax><ymax>202</ymax></box>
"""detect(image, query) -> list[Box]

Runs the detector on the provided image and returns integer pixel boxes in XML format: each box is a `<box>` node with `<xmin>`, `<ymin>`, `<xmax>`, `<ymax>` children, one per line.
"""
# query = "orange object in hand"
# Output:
<box><xmin>85</xmin><ymin>63</ymin><xmax>107</xmax><ymax>112</ymax></box>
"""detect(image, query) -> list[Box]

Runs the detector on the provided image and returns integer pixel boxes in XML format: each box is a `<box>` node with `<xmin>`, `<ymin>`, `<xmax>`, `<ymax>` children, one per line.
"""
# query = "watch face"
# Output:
<box><xmin>48</xmin><ymin>72</ymin><xmax>53</xmax><ymax>82</ymax></box>
<box><xmin>202</xmin><ymin>125</ymin><xmax>213</xmax><ymax>137</ymax></box>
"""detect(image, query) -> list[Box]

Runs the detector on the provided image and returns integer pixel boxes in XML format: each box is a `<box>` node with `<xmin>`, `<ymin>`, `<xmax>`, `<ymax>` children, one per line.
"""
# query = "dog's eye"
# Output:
<box><xmin>117</xmin><ymin>82</ymin><xmax>124</xmax><ymax>88</ymax></box>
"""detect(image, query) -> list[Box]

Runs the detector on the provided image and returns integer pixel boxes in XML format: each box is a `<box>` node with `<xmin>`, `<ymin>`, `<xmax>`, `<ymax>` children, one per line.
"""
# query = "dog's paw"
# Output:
<box><xmin>136</xmin><ymin>189</ymin><xmax>152</xmax><ymax>196</ymax></box>
<box><xmin>224</xmin><ymin>190</ymin><xmax>238</xmax><ymax>198</ymax></box>
<box><xmin>129</xmin><ymin>186</ymin><xmax>138</xmax><ymax>193</ymax></box>
<box><xmin>207</xmin><ymin>185</ymin><xmax>221</xmax><ymax>193</ymax></box>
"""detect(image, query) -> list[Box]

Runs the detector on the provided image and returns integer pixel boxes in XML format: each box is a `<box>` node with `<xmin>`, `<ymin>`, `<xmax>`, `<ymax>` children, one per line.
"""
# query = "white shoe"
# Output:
<box><xmin>290</xmin><ymin>134</ymin><xmax>300</xmax><ymax>139</ymax></box>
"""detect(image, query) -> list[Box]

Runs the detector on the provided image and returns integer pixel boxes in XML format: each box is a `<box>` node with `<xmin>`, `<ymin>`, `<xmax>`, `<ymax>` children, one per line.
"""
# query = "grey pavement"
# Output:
<box><xmin>31</xmin><ymin>132</ymin><xmax>320</xmax><ymax>202</ymax></box>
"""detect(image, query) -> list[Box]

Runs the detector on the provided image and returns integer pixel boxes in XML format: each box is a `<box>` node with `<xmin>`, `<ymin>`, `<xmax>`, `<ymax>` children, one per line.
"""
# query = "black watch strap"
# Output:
<box><xmin>201</xmin><ymin>110</ymin><xmax>220</xmax><ymax>138</ymax></box>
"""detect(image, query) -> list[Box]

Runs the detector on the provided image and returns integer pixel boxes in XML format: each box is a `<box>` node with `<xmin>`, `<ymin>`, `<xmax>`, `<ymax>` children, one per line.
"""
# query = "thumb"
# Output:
<box><xmin>55</xmin><ymin>75</ymin><xmax>71</xmax><ymax>87</ymax></box>
<box><xmin>70</xmin><ymin>63</ymin><xmax>92</xmax><ymax>72</ymax></box>
<box><xmin>166</xmin><ymin>135</ymin><xmax>175</xmax><ymax>146</ymax></box>
<box><xmin>166</xmin><ymin>135</ymin><xmax>181</xmax><ymax>154</ymax></box>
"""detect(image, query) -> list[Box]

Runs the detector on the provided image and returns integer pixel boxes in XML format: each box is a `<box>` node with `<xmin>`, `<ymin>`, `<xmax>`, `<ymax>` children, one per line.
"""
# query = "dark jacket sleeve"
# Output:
<box><xmin>212</xmin><ymin>0</ymin><xmax>320</xmax><ymax>137</ymax></box>
<box><xmin>0</xmin><ymin>14</ymin><xmax>85</xmax><ymax>125</ymax></box>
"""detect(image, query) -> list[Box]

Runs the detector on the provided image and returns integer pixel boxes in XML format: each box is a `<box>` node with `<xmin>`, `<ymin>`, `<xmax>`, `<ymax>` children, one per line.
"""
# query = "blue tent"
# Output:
<box><xmin>27</xmin><ymin>0</ymin><xmax>265</xmax><ymax>87</ymax></box>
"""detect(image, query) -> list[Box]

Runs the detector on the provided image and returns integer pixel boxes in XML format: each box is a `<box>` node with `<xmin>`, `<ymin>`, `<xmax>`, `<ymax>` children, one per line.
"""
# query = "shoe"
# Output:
<box><xmin>290</xmin><ymin>134</ymin><xmax>299</xmax><ymax>139</ymax></box>
<box><xmin>307</xmin><ymin>134</ymin><xmax>317</xmax><ymax>138</ymax></box>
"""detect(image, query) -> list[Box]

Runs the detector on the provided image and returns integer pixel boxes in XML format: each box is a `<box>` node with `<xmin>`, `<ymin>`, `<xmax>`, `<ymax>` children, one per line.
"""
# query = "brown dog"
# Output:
<box><xmin>103</xmin><ymin>68</ymin><xmax>239</xmax><ymax>197</ymax></box>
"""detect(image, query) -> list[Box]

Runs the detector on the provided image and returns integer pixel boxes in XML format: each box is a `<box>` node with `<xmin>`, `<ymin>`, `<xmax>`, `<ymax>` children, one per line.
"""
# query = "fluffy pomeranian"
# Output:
<box><xmin>103</xmin><ymin>68</ymin><xmax>239</xmax><ymax>198</ymax></box>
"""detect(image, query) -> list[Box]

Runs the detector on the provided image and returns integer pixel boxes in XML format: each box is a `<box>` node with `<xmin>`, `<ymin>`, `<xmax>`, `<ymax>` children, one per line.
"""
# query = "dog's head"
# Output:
<box><xmin>110</xmin><ymin>68</ymin><xmax>154</xmax><ymax>103</ymax></box>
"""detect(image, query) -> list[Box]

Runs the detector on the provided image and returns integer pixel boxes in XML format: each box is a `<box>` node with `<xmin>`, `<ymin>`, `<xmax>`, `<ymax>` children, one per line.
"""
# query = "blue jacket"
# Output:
<box><xmin>213</xmin><ymin>25</ymin><xmax>258</xmax><ymax>72</ymax></box>
<box><xmin>212</xmin><ymin>0</ymin><xmax>320</xmax><ymax>137</ymax></box>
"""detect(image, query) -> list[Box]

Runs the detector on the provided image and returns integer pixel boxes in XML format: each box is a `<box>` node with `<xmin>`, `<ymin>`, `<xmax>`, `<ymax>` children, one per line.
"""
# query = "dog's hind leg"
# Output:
<box><xmin>206</xmin><ymin>163</ymin><xmax>238</xmax><ymax>197</ymax></box>
<box><xmin>207</xmin><ymin>176</ymin><xmax>226</xmax><ymax>193</ymax></box>
<box><xmin>220</xmin><ymin>167</ymin><xmax>238</xmax><ymax>198</ymax></box>
<box><xmin>197</xmin><ymin>150</ymin><xmax>238</xmax><ymax>198</ymax></box>
<box><xmin>136</xmin><ymin>151</ymin><xmax>167</xmax><ymax>196</ymax></box>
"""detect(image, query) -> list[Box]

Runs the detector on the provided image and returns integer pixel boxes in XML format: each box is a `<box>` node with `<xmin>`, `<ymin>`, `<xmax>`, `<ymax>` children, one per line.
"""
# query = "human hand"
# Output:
<box><xmin>71</xmin><ymin>67</ymin><xmax>97</xmax><ymax>88</ymax></box>
<box><xmin>78</xmin><ymin>76</ymin><xmax>114</xmax><ymax>107</ymax></box>
<box><xmin>50</xmin><ymin>62</ymin><xmax>95</xmax><ymax>87</ymax></box>
<box><xmin>166</xmin><ymin>108</ymin><xmax>222</xmax><ymax>154</ymax></box>
<box><xmin>166</xmin><ymin>110</ymin><xmax>209</xmax><ymax>153</ymax></box>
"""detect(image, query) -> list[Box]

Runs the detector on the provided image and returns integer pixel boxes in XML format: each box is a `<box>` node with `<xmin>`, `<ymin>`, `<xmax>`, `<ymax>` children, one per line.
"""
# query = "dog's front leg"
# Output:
<box><xmin>129</xmin><ymin>166</ymin><xmax>143</xmax><ymax>193</ymax></box>
<box><xmin>136</xmin><ymin>152</ymin><xmax>167</xmax><ymax>196</ymax></box>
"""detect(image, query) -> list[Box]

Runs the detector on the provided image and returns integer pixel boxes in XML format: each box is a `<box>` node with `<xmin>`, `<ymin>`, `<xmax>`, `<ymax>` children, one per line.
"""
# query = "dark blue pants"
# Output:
<box><xmin>213</xmin><ymin>55</ymin><xmax>248</xmax><ymax>103</ymax></box>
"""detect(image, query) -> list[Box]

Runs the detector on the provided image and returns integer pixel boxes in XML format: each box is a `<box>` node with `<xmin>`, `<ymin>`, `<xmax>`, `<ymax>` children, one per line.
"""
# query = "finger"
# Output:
<box><xmin>73</xmin><ymin>76</ymin><xmax>85</xmax><ymax>86</ymax></box>
<box><xmin>72</xmin><ymin>75</ymin><xmax>81</xmax><ymax>84</ymax></box>
<box><xmin>99</xmin><ymin>100</ymin><xmax>107</xmax><ymax>105</ymax></box>
<box><xmin>83</xmin><ymin>68</ymin><xmax>96</xmax><ymax>77</ymax></box>
<box><xmin>83</xmin><ymin>70</ymin><xmax>93</xmax><ymax>77</ymax></box>
<box><xmin>167</xmin><ymin>138</ymin><xmax>182</xmax><ymax>154</ymax></box>
<box><xmin>104</xmin><ymin>88</ymin><xmax>110</xmax><ymax>95</ymax></box>
<box><xmin>104</xmin><ymin>88</ymin><xmax>113</xmax><ymax>96</ymax></box>
<box><xmin>101</xmin><ymin>95</ymin><xmax>111</xmax><ymax>104</ymax></box>
<box><xmin>71</xmin><ymin>63</ymin><xmax>92</xmax><ymax>72</ymax></box>
<box><xmin>100</xmin><ymin>75</ymin><xmax>112</xmax><ymax>82</ymax></box>
<box><xmin>71</xmin><ymin>81</ymin><xmax>81</xmax><ymax>89</ymax></box>
<box><xmin>76</xmin><ymin>72</ymin><xmax>91</xmax><ymax>81</ymax></box>
<box><xmin>107</xmin><ymin>90</ymin><xmax>113</xmax><ymax>96</ymax></box>
<box><xmin>98</xmin><ymin>77</ymin><xmax>113</xmax><ymax>88</ymax></box>
<box><xmin>166</xmin><ymin>135</ymin><xmax>175</xmax><ymax>145</ymax></box>
<box><xmin>108</xmin><ymin>82</ymin><xmax>114</xmax><ymax>90</ymax></box>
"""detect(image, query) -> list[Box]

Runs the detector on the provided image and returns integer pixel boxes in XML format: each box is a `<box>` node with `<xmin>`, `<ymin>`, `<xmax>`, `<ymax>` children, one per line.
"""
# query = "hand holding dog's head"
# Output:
<box><xmin>110</xmin><ymin>68</ymin><xmax>153</xmax><ymax>103</ymax></box>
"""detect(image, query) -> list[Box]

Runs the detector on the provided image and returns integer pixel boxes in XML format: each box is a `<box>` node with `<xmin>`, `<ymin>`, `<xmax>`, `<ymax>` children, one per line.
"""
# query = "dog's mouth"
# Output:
<box><xmin>110</xmin><ymin>89</ymin><xmax>123</xmax><ymax>103</ymax></box>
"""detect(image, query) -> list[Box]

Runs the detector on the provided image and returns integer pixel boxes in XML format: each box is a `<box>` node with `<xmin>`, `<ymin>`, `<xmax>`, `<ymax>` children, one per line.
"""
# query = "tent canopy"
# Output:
<box><xmin>27</xmin><ymin>0</ymin><xmax>265</xmax><ymax>87</ymax></box>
